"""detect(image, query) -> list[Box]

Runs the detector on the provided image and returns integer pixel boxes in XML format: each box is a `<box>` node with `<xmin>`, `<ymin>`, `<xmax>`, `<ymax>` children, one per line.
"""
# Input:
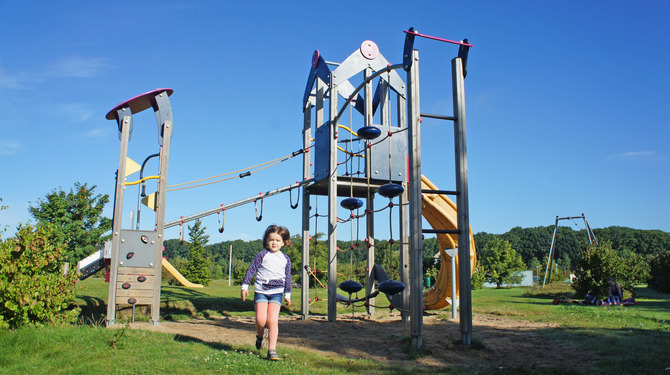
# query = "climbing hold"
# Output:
<box><xmin>377</xmin><ymin>183</ymin><xmax>404</xmax><ymax>198</ymax></box>
<box><xmin>378</xmin><ymin>280</ymin><xmax>405</xmax><ymax>295</ymax></box>
<box><xmin>126</xmin><ymin>252</ymin><xmax>135</xmax><ymax>259</ymax></box>
<box><xmin>340</xmin><ymin>197</ymin><xmax>364</xmax><ymax>210</ymax></box>
<box><xmin>357</xmin><ymin>126</ymin><xmax>381</xmax><ymax>140</ymax></box>
<box><xmin>122</xmin><ymin>282</ymin><xmax>131</xmax><ymax>289</ymax></box>
<box><xmin>339</xmin><ymin>280</ymin><xmax>363</xmax><ymax>294</ymax></box>
<box><xmin>127</xmin><ymin>298</ymin><xmax>137</xmax><ymax>305</ymax></box>
<box><xmin>137</xmin><ymin>275</ymin><xmax>147</xmax><ymax>282</ymax></box>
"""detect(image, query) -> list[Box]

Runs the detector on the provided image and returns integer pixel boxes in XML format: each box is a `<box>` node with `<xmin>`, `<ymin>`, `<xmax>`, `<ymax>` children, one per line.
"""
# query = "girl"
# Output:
<box><xmin>241</xmin><ymin>225</ymin><xmax>292</xmax><ymax>361</ymax></box>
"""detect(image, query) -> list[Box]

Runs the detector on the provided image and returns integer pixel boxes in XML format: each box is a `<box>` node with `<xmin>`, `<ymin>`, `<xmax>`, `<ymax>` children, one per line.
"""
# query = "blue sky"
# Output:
<box><xmin>1</xmin><ymin>1</ymin><xmax>669</xmax><ymax>245</ymax></box>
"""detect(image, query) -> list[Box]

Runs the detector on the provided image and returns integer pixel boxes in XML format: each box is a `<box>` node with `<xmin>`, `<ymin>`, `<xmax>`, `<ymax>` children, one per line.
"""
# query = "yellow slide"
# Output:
<box><xmin>421</xmin><ymin>175</ymin><xmax>477</xmax><ymax>310</ymax></box>
<box><xmin>161</xmin><ymin>258</ymin><xmax>204</xmax><ymax>288</ymax></box>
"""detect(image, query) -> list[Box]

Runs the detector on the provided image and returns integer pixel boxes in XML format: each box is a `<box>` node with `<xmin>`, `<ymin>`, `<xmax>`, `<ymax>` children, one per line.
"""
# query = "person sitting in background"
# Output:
<box><xmin>606</xmin><ymin>277</ymin><xmax>623</xmax><ymax>305</ymax></box>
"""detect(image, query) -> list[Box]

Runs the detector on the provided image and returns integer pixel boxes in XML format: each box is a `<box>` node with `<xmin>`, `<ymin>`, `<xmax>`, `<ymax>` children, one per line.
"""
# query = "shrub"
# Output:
<box><xmin>572</xmin><ymin>241</ymin><xmax>649</xmax><ymax>297</ymax></box>
<box><xmin>648</xmin><ymin>251</ymin><xmax>670</xmax><ymax>292</ymax></box>
<box><xmin>0</xmin><ymin>224</ymin><xmax>80</xmax><ymax>329</ymax></box>
<box><xmin>471</xmin><ymin>266</ymin><xmax>486</xmax><ymax>290</ymax></box>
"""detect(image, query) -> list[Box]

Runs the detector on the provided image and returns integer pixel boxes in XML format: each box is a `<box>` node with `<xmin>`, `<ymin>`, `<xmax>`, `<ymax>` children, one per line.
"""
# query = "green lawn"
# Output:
<box><xmin>0</xmin><ymin>278</ymin><xmax>668</xmax><ymax>374</ymax></box>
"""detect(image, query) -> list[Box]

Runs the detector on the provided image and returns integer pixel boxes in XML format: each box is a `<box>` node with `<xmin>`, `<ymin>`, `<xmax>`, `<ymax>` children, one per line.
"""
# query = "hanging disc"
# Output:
<box><xmin>357</xmin><ymin>126</ymin><xmax>382</xmax><ymax>140</ymax></box>
<box><xmin>378</xmin><ymin>279</ymin><xmax>405</xmax><ymax>295</ymax></box>
<box><xmin>339</xmin><ymin>280</ymin><xmax>363</xmax><ymax>294</ymax></box>
<box><xmin>377</xmin><ymin>183</ymin><xmax>404</xmax><ymax>198</ymax></box>
<box><xmin>341</xmin><ymin>197</ymin><xmax>364</xmax><ymax>210</ymax></box>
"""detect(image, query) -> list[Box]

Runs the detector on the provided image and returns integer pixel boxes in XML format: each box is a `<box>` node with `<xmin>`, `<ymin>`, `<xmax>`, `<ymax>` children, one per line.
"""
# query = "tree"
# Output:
<box><xmin>572</xmin><ymin>241</ymin><xmax>649</xmax><ymax>297</ymax></box>
<box><xmin>0</xmin><ymin>198</ymin><xmax>8</xmax><ymax>238</ymax></box>
<box><xmin>0</xmin><ymin>224</ymin><xmax>80</xmax><ymax>328</ymax></box>
<box><xmin>182</xmin><ymin>220</ymin><xmax>211</xmax><ymax>286</ymax></box>
<box><xmin>478</xmin><ymin>238</ymin><xmax>526</xmax><ymax>288</ymax></box>
<box><xmin>28</xmin><ymin>183</ymin><xmax>111</xmax><ymax>265</ymax></box>
<box><xmin>648</xmin><ymin>251</ymin><xmax>670</xmax><ymax>292</ymax></box>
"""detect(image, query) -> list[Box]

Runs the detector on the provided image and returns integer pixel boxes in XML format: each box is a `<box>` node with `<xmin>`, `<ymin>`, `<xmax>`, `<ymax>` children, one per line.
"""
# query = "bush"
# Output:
<box><xmin>471</xmin><ymin>266</ymin><xmax>486</xmax><ymax>290</ymax></box>
<box><xmin>0</xmin><ymin>224</ymin><xmax>80</xmax><ymax>329</ymax></box>
<box><xmin>572</xmin><ymin>241</ymin><xmax>649</xmax><ymax>298</ymax></box>
<box><xmin>648</xmin><ymin>251</ymin><xmax>670</xmax><ymax>292</ymax></box>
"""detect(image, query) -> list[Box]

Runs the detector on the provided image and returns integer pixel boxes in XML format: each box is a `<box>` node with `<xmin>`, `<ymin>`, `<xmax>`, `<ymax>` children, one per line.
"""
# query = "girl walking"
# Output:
<box><xmin>241</xmin><ymin>225</ymin><xmax>292</xmax><ymax>361</ymax></box>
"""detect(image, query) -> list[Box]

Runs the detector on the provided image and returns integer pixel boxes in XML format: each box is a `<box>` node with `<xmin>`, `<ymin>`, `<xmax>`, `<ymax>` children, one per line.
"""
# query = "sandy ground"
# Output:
<box><xmin>127</xmin><ymin>311</ymin><xmax>588</xmax><ymax>372</ymax></box>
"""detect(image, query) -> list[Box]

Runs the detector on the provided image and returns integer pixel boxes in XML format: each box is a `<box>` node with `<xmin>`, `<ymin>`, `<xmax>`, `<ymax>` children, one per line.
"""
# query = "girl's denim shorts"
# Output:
<box><xmin>254</xmin><ymin>292</ymin><xmax>283</xmax><ymax>305</ymax></box>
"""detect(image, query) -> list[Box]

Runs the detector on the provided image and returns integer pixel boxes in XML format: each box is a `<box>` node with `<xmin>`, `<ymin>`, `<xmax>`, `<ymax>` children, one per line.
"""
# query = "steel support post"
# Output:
<box><xmin>452</xmin><ymin>57</ymin><xmax>472</xmax><ymax>345</ymax></box>
<box><xmin>327</xmin><ymin>78</ymin><xmax>339</xmax><ymax>322</ymax></box>
<box><xmin>397</xmin><ymin>94</ymin><xmax>410</xmax><ymax>321</ymax></box>
<box><xmin>301</xmin><ymin>100</ymin><xmax>313</xmax><ymax>319</ymax></box>
<box><xmin>543</xmin><ymin>216</ymin><xmax>560</xmax><ymax>287</ymax></box>
<box><xmin>151</xmin><ymin>91</ymin><xmax>173</xmax><ymax>325</ymax></box>
<box><xmin>106</xmin><ymin>113</ymin><xmax>132</xmax><ymax>326</ymax></box>
<box><xmin>407</xmin><ymin>49</ymin><xmax>423</xmax><ymax>350</ymax></box>
<box><xmin>364</xmin><ymin>67</ymin><xmax>376</xmax><ymax>316</ymax></box>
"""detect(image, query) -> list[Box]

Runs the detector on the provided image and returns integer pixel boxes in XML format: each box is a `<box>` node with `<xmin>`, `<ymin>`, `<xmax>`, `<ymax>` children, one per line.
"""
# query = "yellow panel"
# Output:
<box><xmin>125</xmin><ymin>157</ymin><xmax>141</xmax><ymax>177</ymax></box>
<box><xmin>141</xmin><ymin>192</ymin><xmax>157</xmax><ymax>211</ymax></box>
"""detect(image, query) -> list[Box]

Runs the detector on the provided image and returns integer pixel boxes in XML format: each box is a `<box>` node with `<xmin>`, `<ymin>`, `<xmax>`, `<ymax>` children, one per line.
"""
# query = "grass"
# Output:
<box><xmin>1</xmin><ymin>278</ymin><xmax>668</xmax><ymax>374</ymax></box>
<box><xmin>469</xmin><ymin>284</ymin><xmax>670</xmax><ymax>374</ymax></box>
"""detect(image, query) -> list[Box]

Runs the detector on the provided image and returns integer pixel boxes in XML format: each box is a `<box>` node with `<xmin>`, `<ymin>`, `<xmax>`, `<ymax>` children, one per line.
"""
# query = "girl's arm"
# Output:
<box><xmin>240</xmin><ymin>251</ymin><xmax>266</xmax><ymax>296</ymax></box>
<box><xmin>283</xmin><ymin>254</ymin><xmax>292</xmax><ymax>301</ymax></box>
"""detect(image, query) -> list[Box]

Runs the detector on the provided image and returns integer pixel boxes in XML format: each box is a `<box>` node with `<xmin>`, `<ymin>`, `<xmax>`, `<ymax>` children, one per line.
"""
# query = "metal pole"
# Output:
<box><xmin>106</xmin><ymin>112</ymin><xmax>132</xmax><ymax>326</ymax></box>
<box><xmin>228</xmin><ymin>244</ymin><xmax>232</xmax><ymax>286</ymax></box>
<box><xmin>164</xmin><ymin>181</ymin><xmax>308</xmax><ymax>229</ymax></box>
<box><xmin>301</xmin><ymin>99</ymin><xmax>313</xmax><ymax>319</ymax></box>
<box><xmin>445</xmin><ymin>249</ymin><xmax>458</xmax><ymax>320</ymax></box>
<box><xmin>407</xmin><ymin>48</ymin><xmax>423</xmax><ymax>351</ymax></box>
<box><xmin>151</xmin><ymin>90</ymin><xmax>173</xmax><ymax>325</ymax></box>
<box><xmin>543</xmin><ymin>216</ymin><xmax>559</xmax><ymax>287</ymax></box>
<box><xmin>327</xmin><ymin>77</ymin><xmax>339</xmax><ymax>322</ymax></box>
<box><xmin>453</xmin><ymin>56</ymin><xmax>472</xmax><ymax>345</ymax></box>
<box><xmin>398</xmin><ymin>94</ymin><xmax>410</xmax><ymax>322</ymax></box>
<box><xmin>364</xmin><ymin>67</ymin><xmax>376</xmax><ymax>316</ymax></box>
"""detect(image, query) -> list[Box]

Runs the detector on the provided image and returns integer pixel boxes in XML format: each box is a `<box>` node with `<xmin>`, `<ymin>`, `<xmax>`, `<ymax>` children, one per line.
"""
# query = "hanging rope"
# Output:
<box><xmin>166</xmin><ymin>148</ymin><xmax>308</xmax><ymax>192</ymax></box>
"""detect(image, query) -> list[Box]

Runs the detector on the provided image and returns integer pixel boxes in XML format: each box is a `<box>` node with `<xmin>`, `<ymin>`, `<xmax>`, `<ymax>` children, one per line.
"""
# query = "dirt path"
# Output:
<box><xmin>128</xmin><ymin>312</ymin><xmax>588</xmax><ymax>371</ymax></box>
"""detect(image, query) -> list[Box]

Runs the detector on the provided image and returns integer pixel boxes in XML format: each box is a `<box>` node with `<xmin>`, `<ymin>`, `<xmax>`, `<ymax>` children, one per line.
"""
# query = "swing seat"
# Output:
<box><xmin>339</xmin><ymin>280</ymin><xmax>363</xmax><ymax>294</ymax></box>
<box><xmin>378</xmin><ymin>279</ymin><xmax>405</xmax><ymax>295</ymax></box>
<box><xmin>357</xmin><ymin>126</ymin><xmax>382</xmax><ymax>140</ymax></box>
<box><xmin>341</xmin><ymin>197</ymin><xmax>364</xmax><ymax>210</ymax></box>
<box><xmin>377</xmin><ymin>183</ymin><xmax>404</xmax><ymax>198</ymax></box>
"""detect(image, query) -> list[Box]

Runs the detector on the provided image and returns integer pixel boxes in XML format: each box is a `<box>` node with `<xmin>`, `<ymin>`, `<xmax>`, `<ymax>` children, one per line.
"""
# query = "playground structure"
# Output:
<box><xmin>104</xmin><ymin>88</ymin><xmax>174</xmax><ymax>325</ymax></box>
<box><xmin>98</xmin><ymin>28</ymin><xmax>476</xmax><ymax>348</ymax></box>
<box><xmin>543</xmin><ymin>214</ymin><xmax>597</xmax><ymax>287</ymax></box>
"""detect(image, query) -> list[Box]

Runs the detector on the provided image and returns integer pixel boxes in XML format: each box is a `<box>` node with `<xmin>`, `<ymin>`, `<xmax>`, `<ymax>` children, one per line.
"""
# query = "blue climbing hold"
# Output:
<box><xmin>357</xmin><ymin>126</ymin><xmax>382</xmax><ymax>140</ymax></box>
<box><xmin>339</xmin><ymin>280</ymin><xmax>363</xmax><ymax>294</ymax></box>
<box><xmin>341</xmin><ymin>197</ymin><xmax>364</xmax><ymax>210</ymax></box>
<box><xmin>378</xmin><ymin>280</ymin><xmax>405</xmax><ymax>295</ymax></box>
<box><xmin>377</xmin><ymin>183</ymin><xmax>404</xmax><ymax>198</ymax></box>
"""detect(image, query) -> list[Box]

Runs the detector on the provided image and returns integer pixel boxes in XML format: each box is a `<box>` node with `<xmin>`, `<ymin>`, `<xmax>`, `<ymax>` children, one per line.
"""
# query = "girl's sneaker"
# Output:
<box><xmin>267</xmin><ymin>350</ymin><xmax>280</xmax><ymax>361</ymax></box>
<box><xmin>255</xmin><ymin>335</ymin><xmax>263</xmax><ymax>350</ymax></box>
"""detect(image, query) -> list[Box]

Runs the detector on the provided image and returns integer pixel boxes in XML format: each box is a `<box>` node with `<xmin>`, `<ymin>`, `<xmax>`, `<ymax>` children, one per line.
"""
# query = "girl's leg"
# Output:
<box><xmin>266</xmin><ymin>302</ymin><xmax>281</xmax><ymax>350</ymax></box>
<box><xmin>255</xmin><ymin>302</ymin><xmax>268</xmax><ymax>337</ymax></box>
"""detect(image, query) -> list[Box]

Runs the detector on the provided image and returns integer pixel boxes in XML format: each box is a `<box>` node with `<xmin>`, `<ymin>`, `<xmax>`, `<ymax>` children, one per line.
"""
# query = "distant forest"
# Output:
<box><xmin>163</xmin><ymin>226</ymin><xmax>670</xmax><ymax>281</ymax></box>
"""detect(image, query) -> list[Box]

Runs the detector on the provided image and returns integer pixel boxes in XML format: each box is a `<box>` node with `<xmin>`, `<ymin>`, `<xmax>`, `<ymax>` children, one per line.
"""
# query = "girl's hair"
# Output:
<box><xmin>263</xmin><ymin>225</ymin><xmax>292</xmax><ymax>248</ymax></box>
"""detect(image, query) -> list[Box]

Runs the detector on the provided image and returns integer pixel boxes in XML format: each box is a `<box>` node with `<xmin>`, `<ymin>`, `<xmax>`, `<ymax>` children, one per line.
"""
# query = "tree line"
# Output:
<box><xmin>2</xmin><ymin>182</ymin><xmax>669</xmax><ymax>330</ymax></box>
